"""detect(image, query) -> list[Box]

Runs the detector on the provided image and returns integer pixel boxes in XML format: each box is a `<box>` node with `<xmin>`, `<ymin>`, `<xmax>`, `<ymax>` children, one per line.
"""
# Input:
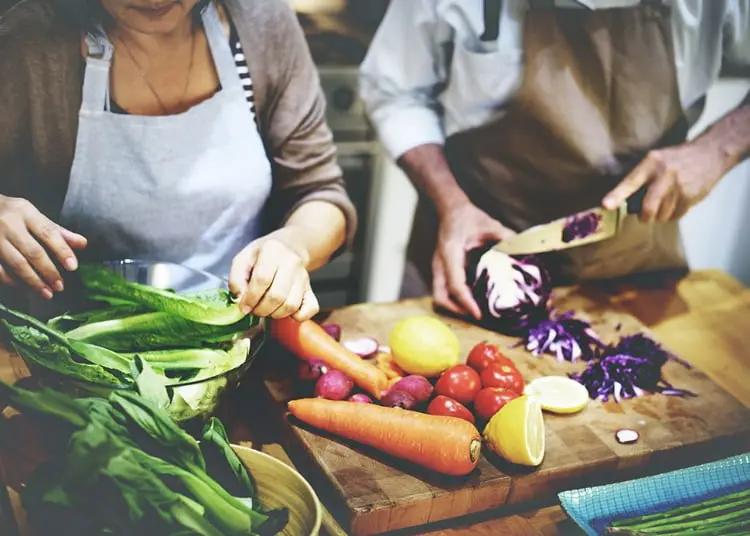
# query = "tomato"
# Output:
<box><xmin>427</xmin><ymin>395</ymin><xmax>475</xmax><ymax>424</ymax></box>
<box><xmin>434</xmin><ymin>365</ymin><xmax>482</xmax><ymax>405</ymax></box>
<box><xmin>466</xmin><ymin>342</ymin><xmax>516</xmax><ymax>372</ymax></box>
<box><xmin>473</xmin><ymin>387</ymin><xmax>519</xmax><ymax>421</ymax></box>
<box><xmin>480</xmin><ymin>363</ymin><xmax>525</xmax><ymax>393</ymax></box>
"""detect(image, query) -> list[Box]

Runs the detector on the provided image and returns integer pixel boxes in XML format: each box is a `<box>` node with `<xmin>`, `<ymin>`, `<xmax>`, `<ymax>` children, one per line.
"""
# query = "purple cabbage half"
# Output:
<box><xmin>570</xmin><ymin>334</ymin><xmax>695</xmax><ymax>402</ymax></box>
<box><xmin>562</xmin><ymin>211</ymin><xmax>602</xmax><ymax>243</ymax></box>
<box><xmin>467</xmin><ymin>247</ymin><xmax>552</xmax><ymax>337</ymax></box>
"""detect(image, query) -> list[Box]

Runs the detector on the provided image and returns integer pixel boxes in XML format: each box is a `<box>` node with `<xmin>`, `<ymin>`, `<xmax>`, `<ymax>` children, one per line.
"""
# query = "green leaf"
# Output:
<box><xmin>200</xmin><ymin>417</ymin><xmax>258</xmax><ymax>500</ymax></box>
<box><xmin>132</xmin><ymin>356</ymin><xmax>171</xmax><ymax>410</ymax></box>
<box><xmin>65</xmin><ymin>311</ymin><xmax>257</xmax><ymax>353</ymax></box>
<box><xmin>78</xmin><ymin>264</ymin><xmax>249</xmax><ymax>326</ymax></box>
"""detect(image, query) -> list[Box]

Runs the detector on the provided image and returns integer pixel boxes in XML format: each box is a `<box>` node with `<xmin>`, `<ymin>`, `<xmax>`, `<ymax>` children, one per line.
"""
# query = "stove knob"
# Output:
<box><xmin>332</xmin><ymin>87</ymin><xmax>355</xmax><ymax>112</ymax></box>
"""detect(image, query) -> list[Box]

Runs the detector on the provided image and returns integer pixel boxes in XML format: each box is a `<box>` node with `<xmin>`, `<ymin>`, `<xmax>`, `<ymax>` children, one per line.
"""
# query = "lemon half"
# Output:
<box><xmin>483</xmin><ymin>395</ymin><xmax>545</xmax><ymax>467</ymax></box>
<box><xmin>524</xmin><ymin>376</ymin><xmax>589</xmax><ymax>414</ymax></box>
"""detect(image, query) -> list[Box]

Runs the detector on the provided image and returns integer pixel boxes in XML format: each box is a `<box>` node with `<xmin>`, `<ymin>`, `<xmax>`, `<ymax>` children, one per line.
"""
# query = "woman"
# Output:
<box><xmin>0</xmin><ymin>0</ymin><xmax>356</xmax><ymax>320</ymax></box>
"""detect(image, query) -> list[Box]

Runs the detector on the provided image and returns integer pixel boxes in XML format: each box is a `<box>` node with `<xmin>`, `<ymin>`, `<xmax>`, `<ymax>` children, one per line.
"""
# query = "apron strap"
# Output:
<box><xmin>529</xmin><ymin>0</ymin><xmax>666</xmax><ymax>8</ymax></box>
<box><xmin>480</xmin><ymin>0</ymin><xmax>502</xmax><ymax>41</ymax></box>
<box><xmin>81</xmin><ymin>33</ymin><xmax>114</xmax><ymax>113</ymax></box>
<box><xmin>201</xmin><ymin>2</ymin><xmax>246</xmax><ymax>92</ymax></box>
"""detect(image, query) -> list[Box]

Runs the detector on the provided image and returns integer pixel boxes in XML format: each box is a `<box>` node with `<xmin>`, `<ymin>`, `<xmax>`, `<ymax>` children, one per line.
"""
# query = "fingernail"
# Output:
<box><xmin>41</xmin><ymin>288</ymin><xmax>53</xmax><ymax>300</ymax></box>
<box><xmin>64</xmin><ymin>257</ymin><xmax>78</xmax><ymax>271</ymax></box>
<box><xmin>53</xmin><ymin>280</ymin><xmax>64</xmax><ymax>292</ymax></box>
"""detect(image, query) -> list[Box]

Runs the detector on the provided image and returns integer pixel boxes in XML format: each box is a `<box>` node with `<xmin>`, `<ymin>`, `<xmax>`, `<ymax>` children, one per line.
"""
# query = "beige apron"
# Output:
<box><xmin>401</xmin><ymin>0</ymin><xmax>689</xmax><ymax>299</ymax></box>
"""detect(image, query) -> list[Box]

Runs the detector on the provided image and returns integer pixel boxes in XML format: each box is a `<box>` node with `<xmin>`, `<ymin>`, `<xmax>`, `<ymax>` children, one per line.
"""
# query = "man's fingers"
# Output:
<box><xmin>27</xmin><ymin>216</ymin><xmax>80</xmax><ymax>274</ymax></box>
<box><xmin>228</xmin><ymin>244</ymin><xmax>259</xmax><ymax>298</ymax></box>
<box><xmin>9</xmin><ymin>230</ymin><xmax>64</xmax><ymax>292</ymax></box>
<box><xmin>58</xmin><ymin>226</ymin><xmax>88</xmax><ymax>250</ymax></box>
<box><xmin>639</xmin><ymin>172</ymin><xmax>673</xmax><ymax>222</ymax></box>
<box><xmin>432</xmin><ymin>258</ymin><xmax>464</xmax><ymax>316</ymax></box>
<box><xmin>602</xmin><ymin>157</ymin><xmax>655</xmax><ymax>210</ymax></box>
<box><xmin>656</xmin><ymin>185</ymin><xmax>679</xmax><ymax>222</ymax></box>
<box><xmin>293</xmin><ymin>288</ymin><xmax>320</xmax><ymax>322</ymax></box>
<box><xmin>0</xmin><ymin>242</ymin><xmax>52</xmax><ymax>299</ymax></box>
<box><xmin>442</xmin><ymin>245</ymin><xmax>481</xmax><ymax>320</ymax></box>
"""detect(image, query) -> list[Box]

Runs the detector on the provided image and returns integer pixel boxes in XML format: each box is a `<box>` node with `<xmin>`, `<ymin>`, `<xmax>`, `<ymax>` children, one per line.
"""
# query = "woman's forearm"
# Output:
<box><xmin>281</xmin><ymin>200</ymin><xmax>347</xmax><ymax>271</ymax></box>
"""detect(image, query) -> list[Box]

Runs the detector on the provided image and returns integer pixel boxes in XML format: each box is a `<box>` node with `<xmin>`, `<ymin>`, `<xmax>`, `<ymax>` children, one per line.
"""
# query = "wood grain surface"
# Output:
<box><xmin>261</xmin><ymin>271</ymin><xmax>750</xmax><ymax>535</ymax></box>
<box><xmin>2</xmin><ymin>270</ymin><xmax>750</xmax><ymax>536</ymax></box>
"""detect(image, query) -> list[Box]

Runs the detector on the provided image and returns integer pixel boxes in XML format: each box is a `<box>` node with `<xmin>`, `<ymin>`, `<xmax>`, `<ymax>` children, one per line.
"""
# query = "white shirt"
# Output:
<box><xmin>359</xmin><ymin>0</ymin><xmax>750</xmax><ymax>161</ymax></box>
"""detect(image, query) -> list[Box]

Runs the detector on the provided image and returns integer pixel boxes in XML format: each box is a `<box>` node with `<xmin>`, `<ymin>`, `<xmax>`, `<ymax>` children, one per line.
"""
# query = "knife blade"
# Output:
<box><xmin>492</xmin><ymin>187</ymin><xmax>647</xmax><ymax>256</ymax></box>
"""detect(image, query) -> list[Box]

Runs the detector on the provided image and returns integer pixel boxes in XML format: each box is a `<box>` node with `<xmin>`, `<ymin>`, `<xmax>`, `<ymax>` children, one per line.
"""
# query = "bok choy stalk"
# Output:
<box><xmin>77</xmin><ymin>264</ymin><xmax>247</xmax><ymax>326</ymax></box>
<box><xmin>0</xmin><ymin>380</ymin><xmax>289</xmax><ymax>535</ymax></box>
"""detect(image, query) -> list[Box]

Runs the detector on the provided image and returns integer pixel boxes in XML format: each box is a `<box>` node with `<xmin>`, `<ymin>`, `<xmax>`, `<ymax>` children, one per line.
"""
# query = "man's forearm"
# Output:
<box><xmin>397</xmin><ymin>144</ymin><xmax>470</xmax><ymax>218</ymax></box>
<box><xmin>693</xmin><ymin>95</ymin><xmax>750</xmax><ymax>173</ymax></box>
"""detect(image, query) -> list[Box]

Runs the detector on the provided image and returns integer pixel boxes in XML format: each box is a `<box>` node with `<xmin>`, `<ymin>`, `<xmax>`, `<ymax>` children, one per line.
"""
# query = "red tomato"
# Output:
<box><xmin>473</xmin><ymin>388</ymin><xmax>519</xmax><ymax>421</ymax></box>
<box><xmin>466</xmin><ymin>342</ymin><xmax>516</xmax><ymax>372</ymax></box>
<box><xmin>427</xmin><ymin>395</ymin><xmax>475</xmax><ymax>424</ymax></box>
<box><xmin>434</xmin><ymin>365</ymin><xmax>482</xmax><ymax>405</ymax></box>
<box><xmin>480</xmin><ymin>363</ymin><xmax>525</xmax><ymax>393</ymax></box>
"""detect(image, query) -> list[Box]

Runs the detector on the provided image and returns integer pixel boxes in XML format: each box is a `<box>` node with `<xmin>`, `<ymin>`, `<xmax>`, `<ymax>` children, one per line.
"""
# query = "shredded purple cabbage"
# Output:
<box><xmin>570</xmin><ymin>334</ymin><xmax>695</xmax><ymax>402</ymax></box>
<box><xmin>518</xmin><ymin>311</ymin><xmax>603</xmax><ymax>362</ymax></box>
<box><xmin>562</xmin><ymin>211</ymin><xmax>602</xmax><ymax>243</ymax></box>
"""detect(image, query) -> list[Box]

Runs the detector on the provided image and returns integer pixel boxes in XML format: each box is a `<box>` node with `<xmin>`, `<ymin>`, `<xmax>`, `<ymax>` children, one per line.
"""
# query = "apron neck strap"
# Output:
<box><xmin>201</xmin><ymin>2</ymin><xmax>243</xmax><ymax>89</ymax></box>
<box><xmin>528</xmin><ymin>0</ymin><xmax>667</xmax><ymax>8</ymax></box>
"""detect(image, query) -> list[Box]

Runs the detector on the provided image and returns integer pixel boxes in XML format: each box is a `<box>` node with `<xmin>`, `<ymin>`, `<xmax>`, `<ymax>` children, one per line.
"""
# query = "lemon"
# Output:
<box><xmin>389</xmin><ymin>316</ymin><xmax>460</xmax><ymax>377</ymax></box>
<box><xmin>524</xmin><ymin>376</ymin><xmax>589</xmax><ymax>414</ymax></box>
<box><xmin>483</xmin><ymin>395</ymin><xmax>545</xmax><ymax>467</ymax></box>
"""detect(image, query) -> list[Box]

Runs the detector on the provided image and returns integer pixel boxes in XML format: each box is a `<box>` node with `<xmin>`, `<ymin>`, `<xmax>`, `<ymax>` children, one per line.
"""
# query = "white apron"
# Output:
<box><xmin>60</xmin><ymin>3</ymin><xmax>272</xmax><ymax>290</ymax></box>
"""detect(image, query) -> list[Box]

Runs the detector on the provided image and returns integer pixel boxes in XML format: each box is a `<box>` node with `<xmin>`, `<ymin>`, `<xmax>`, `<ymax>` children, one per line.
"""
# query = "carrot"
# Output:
<box><xmin>375</xmin><ymin>352</ymin><xmax>405</xmax><ymax>380</ymax></box>
<box><xmin>287</xmin><ymin>398</ymin><xmax>482</xmax><ymax>476</ymax></box>
<box><xmin>272</xmin><ymin>317</ymin><xmax>389</xmax><ymax>400</ymax></box>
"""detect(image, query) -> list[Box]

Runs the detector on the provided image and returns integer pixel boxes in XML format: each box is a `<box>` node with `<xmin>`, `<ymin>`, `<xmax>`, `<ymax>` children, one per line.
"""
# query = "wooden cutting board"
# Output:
<box><xmin>261</xmin><ymin>284</ymin><xmax>750</xmax><ymax>536</ymax></box>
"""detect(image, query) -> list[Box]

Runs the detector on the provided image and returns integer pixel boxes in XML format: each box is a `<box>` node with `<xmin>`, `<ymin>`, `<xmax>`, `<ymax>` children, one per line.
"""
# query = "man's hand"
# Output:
<box><xmin>433</xmin><ymin>202</ymin><xmax>516</xmax><ymax>320</ymax></box>
<box><xmin>602</xmin><ymin>138</ymin><xmax>730</xmax><ymax>221</ymax></box>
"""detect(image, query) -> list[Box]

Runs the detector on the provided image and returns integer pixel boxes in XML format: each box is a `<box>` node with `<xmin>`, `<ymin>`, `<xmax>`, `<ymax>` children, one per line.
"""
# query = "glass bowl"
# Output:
<box><xmin>23</xmin><ymin>259</ymin><xmax>267</xmax><ymax>426</ymax></box>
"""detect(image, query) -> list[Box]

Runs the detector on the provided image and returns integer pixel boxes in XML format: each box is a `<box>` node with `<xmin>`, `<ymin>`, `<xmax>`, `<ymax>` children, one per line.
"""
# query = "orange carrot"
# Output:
<box><xmin>375</xmin><ymin>352</ymin><xmax>405</xmax><ymax>380</ymax></box>
<box><xmin>272</xmin><ymin>317</ymin><xmax>389</xmax><ymax>399</ymax></box>
<box><xmin>287</xmin><ymin>398</ymin><xmax>482</xmax><ymax>476</ymax></box>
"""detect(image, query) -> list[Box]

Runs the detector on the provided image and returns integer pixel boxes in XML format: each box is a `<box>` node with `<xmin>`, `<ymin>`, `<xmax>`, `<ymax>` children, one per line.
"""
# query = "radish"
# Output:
<box><xmin>347</xmin><ymin>394</ymin><xmax>373</xmax><ymax>404</ymax></box>
<box><xmin>342</xmin><ymin>337</ymin><xmax>379</xmax><ymax>359</ymax></box>
<box><xmin>298</xmin><ymin>358</ymin><xmax>329</xmax><ymax>382</ymax></box>
<box><xmin>390</xmin><ymin>375</ymin><xmax>433</xmax><ymax>404</ymax></box>
<box><xmin>314</xmin><ymin>370</ymin><xmax>354</xmax><ymax>400</ymax></box>
<box><xmin>322</xmin><ymin>323</ymin><xmax>342</xmax><ymax>341</ymax></box>
<box><xmin>381</xmin><ymin>389</ymin><xmax>418</xmax><ymax>410</ymax></box>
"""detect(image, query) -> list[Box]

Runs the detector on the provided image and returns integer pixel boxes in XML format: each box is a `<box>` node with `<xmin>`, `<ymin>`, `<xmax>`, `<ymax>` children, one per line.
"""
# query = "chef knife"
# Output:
<box><xmin>492</xmin><ymin>187</ymin><xmax>647</xmax><ymax>256</ymax></box>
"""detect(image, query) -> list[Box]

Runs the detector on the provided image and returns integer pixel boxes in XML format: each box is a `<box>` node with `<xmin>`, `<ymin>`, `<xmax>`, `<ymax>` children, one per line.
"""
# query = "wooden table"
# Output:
<box><xmin>2</xmin><ymin>269</ymin><xmax>750</xmax><ymax>536</ymax></box>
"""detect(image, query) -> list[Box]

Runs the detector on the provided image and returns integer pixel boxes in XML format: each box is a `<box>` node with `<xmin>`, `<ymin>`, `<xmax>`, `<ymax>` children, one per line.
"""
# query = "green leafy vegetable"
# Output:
<box><xmin>65</xmin><ymin>311</ymin><xmax>257</xmax><ymax>352</ymax></box>
<box><xmin>78</xmin><ymin>264</ymin><xmax>248</xmax><ymax>326</ymax></box>
<box><xmin>0</xmin><ymin>380</ymin><xmax>290</xmax><ymax>535</ymax></box>
<box><xmin>201</xmin><ymin>417</ymin><xmax>258</xmax><ymax>499</ymax></box>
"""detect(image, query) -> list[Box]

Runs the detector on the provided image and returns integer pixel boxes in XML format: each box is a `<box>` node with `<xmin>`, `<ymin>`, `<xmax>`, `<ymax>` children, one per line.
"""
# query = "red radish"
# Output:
<box><xmin>314</xmin><ymin>370</ymin><xmax>354</xmax><ymax>400</ymax></box>
<box><xmin>322</xmin><ymin>323</ymin><xmax>342</xmax><ymax>341</ymax></box>
<box><xmin>287</xmin><ymin>398</ymin><xmax>482</xmax><ymax>476</ymax></box>
<box><xmin>348</xmin><ymin>394</ymin><xmax>373</xmax><ymax>404</ymax></box>
<box><xmin>427</xmin><ymin>395</ymin><xmax>475</xmax><ymax>424</ymax></box>
<box><xmin>389</xmin><ymin>375</ymin><xmax>433</xmax><ymax>404</ymax></box>
<box><xmin>342</xmin><ymin>337</ymin><xmax>380</xmax><ymax>359</ymax></box>
<box><xmin>381</xmin><ymin>389</ymin><xmax>418</xmax><ymax>410</ymax></box>
<box><xmin>272</xmin><ymin>318</ymin><xmax>389</xmax><ymax>400</ymax></box>
<box><xmin>297</xmin><ymin>358</ymin><xmax>329</xmax><ymax>382</ymax></box>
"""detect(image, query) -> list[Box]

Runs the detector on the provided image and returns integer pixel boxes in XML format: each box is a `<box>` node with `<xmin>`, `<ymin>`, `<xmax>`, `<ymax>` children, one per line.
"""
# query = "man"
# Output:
<box><xmin>359</xmin><ymin>0</ymin><xmax>750</xmax><ymax>320</ymax></box>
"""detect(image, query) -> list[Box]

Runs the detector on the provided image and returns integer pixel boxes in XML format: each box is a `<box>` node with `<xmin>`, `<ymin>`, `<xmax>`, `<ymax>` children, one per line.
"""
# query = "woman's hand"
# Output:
<box><xmin>229</xmin><ymin>226</ymin><xmax>319</xmax><ymax>321</ymax></box>
<box><xmin>0</xmin><ymin>195</ymin><xmax>87</xmax><ymax>299</ymax></box>
<box><xmin>433</xmin><ymin>201</ymin><xmax>516</xmax><ymax>320</ymax></box>
<box><xmin>603</xmin><ymin>138</ymin><xmax>730</xmax><ymax>222</ymax></box>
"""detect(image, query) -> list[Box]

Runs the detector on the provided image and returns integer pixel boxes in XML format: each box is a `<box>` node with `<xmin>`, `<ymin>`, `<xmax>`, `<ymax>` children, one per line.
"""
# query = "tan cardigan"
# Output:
<box><xmin>0</xmin><ymin>0</ymin><xmax>357</xmax><ymax>306</ymax></box>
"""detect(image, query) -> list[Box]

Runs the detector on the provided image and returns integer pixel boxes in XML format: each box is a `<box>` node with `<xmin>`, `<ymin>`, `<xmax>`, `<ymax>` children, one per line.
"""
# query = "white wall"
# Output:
<box><xmin>364</xmin><ymin>78</ymin><xmax>750</xmax><ymax>302</ymax></box>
